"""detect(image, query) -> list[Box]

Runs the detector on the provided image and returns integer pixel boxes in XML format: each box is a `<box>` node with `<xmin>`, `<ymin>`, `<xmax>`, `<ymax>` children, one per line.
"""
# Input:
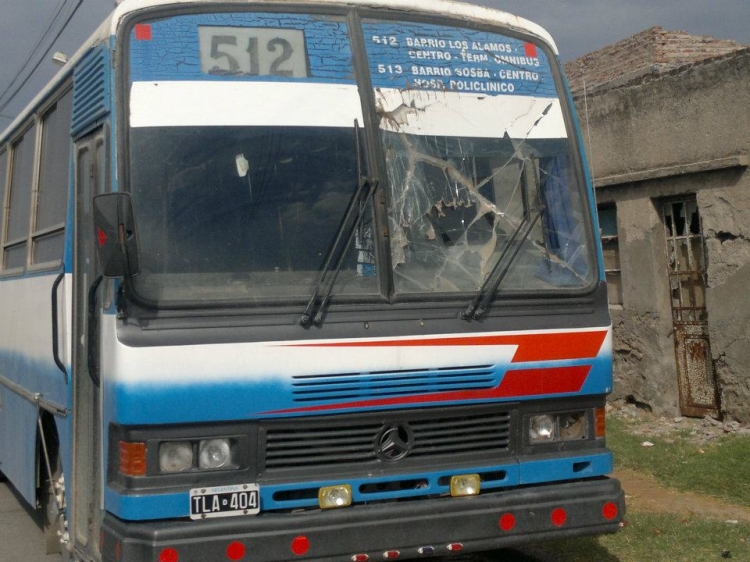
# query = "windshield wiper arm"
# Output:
<box><xmin>461</xmin><ymin>207</ymin><xmax>543</xmax><ymax>321</ymax></box>
<box><xmin>298</xmin><ymin>177</ymin><xmax>378</xmax><ymax>327</ymax></box>
<box><xmin>299</xmin><ymin>120</ymin><xmax>377</xmax><ymax>327</ymax></box>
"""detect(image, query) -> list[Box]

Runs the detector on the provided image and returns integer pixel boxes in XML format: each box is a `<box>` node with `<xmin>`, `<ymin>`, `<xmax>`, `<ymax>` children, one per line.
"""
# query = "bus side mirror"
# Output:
<box><xmin>93</xmin><ymin>193</ymin><xmax>140</xmax><ymax>278</ymax></box>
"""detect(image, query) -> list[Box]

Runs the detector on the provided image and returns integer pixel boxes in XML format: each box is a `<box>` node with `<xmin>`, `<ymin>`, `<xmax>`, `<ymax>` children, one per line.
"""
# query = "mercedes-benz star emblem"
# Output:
<box><xmin>374</xmin><ymin>422</ymin><xmax>415</xmax><ymax>462</ymax></box>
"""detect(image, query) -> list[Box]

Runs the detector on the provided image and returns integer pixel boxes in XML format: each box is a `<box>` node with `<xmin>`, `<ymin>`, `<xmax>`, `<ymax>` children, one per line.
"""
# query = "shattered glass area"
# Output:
<box><xmin>363</xmin><ymin>18</ymin><xmax>595</xmax><ymax>295</ymax></box>
<box><xmin>376</xmin><ymin>88</ymin><xmax>593</xmax><ymax>294</ymax></box>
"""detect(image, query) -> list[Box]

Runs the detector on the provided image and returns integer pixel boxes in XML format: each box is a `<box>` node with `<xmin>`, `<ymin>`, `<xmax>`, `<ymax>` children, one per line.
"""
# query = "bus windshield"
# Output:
<box><xmin>125</xmin><ymin>11</ymin><xmax>595</xmax><ymax>307</ymax></box>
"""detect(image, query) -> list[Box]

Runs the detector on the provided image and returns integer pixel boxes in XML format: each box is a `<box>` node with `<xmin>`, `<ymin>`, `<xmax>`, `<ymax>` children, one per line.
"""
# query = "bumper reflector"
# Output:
<box><xmin>291</xmin><ymin>536</ymin><xmax>310</xmax><ymax>556</ymax></box>
<box><xmin>226</xmin><ymin>542</ymin><xmax>245</xmax><ymax>561</ymax></box>
<box><xmin>499</xmin><ymin>513</ymin><xmax>516</xmax><ymax>531</ymax></box>
<box><xmin>602</xmin><ymin>502</ymin><xmax>619</xmax><ymax>520</ymax></box>
<box><xmin>319</xmin><ymin>485</ymin><xmax>352</xmax><ymax>509</ymax></box>
<box><xmin>158</xmin><ymin>548</ymin><xmax>179</xmax><ymax>562</ymax></box>
<box><xmin>551</xmin><ymin>508</ymin><xmax>568</xmax><ymax>527</ymax></box>
<box><xmin>450</xmin><ymin>474</ymin><xmax>481</xmax><ymax>497</ymax></box>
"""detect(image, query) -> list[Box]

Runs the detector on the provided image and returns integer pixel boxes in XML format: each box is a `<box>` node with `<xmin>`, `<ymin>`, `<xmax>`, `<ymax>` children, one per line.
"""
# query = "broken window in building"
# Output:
<box><xmin>598</xmin><ymin>205</ymin><xmax>623</xmax><ymax>306</ymax></box>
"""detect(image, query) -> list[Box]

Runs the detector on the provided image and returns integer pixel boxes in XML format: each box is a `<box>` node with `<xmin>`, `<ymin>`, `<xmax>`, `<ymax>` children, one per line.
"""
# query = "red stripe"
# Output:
<box><xmin>283</xmin><ymin>331</ymin><xmax>607</xmax><ymax>363</ymax></box>
<box><xmin>263</xmin><ymin>366</ymin><xmax>591</xmax><ymax>415</ymax></box>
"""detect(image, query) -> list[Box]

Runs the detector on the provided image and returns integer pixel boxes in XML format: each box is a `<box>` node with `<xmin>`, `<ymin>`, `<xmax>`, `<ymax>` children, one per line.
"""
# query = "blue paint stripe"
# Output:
<box><xmin>105</xmin><ymin>452</ymin><xmax>611</xmax><ymax>520</ymax></box>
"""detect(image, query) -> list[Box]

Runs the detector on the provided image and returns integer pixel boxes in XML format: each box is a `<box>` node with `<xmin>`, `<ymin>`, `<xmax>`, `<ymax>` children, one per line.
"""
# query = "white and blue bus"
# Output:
<box><xmin>0</xmin><ymin>1</ymin><xmax>623</xmax><ymax>561</ymax></box>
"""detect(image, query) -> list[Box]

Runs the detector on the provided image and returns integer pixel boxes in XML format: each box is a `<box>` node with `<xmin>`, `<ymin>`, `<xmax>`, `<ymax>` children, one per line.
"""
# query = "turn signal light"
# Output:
<box><xmin>595</xmin><ymin>407</ymin><xmax>606</xmax><ymax>438</ymax></box>
<box><xmin>119</xmin><ymin>441</ymin><xmax>147</xmax><ymax>476</ymax></box>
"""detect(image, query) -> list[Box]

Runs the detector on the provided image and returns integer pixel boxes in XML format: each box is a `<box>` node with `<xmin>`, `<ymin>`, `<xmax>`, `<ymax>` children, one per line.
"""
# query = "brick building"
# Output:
<box><xmin>563</xmin><ymin>29</ymin><xmax>750</xmax><ymax>421</ymax></box>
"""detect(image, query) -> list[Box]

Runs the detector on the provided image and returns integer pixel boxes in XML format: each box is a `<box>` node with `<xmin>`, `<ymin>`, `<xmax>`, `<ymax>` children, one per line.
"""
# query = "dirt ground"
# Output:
<box><xmin>614</xmin><ymin>469</ymin><xmax>750</xmax><ymax>523</ymax></box>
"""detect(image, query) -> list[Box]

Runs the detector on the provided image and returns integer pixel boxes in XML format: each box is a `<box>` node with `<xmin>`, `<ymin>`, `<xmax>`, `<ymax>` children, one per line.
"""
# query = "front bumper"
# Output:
<box><xmin>101</xmin><ymin>477</ymin><xmax>624</xmax><ymax>562</ymax></box>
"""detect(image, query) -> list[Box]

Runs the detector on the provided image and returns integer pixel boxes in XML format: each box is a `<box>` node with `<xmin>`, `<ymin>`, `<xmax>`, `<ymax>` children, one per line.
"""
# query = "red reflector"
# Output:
<box><xmin>383</xmin><ymin>551</ymin><xmax>400</xmax><ymax>560</ymax></box>
<box><xmin>602</xmin><ymin>502</ymin><xmax>618</xmax><ymax>520</ymax></box>
<box><xmin>97</xmin><ymin>227</ymin><xmax>108</xmax><ymax>247</ymax></box>
<box><xmin>351</xmin><ymin>555</ymin><xmax>369</xmax><ymax>562</ymax></box>
<box><xmin>291</xmin><ymin>536</ymin><xmax>310</xmax><ymax>556</ymax></box>
<box><xmin>524</xmin><ymin>43</ymin><xmax>538</xmax><ymax>58</ymax></box>
<box><xmin>499</xmin><ymin>513</ymin><xmax>516</xmax><ymax>531</ymax></box>
<box><xmin>134</xmin><ymin>24</ymin><xmax>152</xmax><ymax>41</ymax></box>
<box><xmin>551</xmin><ymin>508</ymin><xmax>567</xmax><ymax>527</ymax></box>
<box><xmin>227</xmin><ymin>541</ymin><xmax>246</xmax><ymax>560</ymax></box>
<box><xmin>447</xmin><ymin>543</ymin><xmax>463</xmax><ymax>552</ymax></box>
<box><xmin>158</xmin><ymin>548</ymin><xmax>179</xmax><ymax>562</ymax></box>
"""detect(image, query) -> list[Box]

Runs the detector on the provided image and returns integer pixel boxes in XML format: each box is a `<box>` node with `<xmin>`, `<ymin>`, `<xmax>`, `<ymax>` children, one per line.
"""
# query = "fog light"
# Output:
<box><xmin>199</xmin><ymin>439</ymin><xmax>232</xmax><ymax>470</ymax></box>
<box><xmin>159</xmin><ymin>442</ymin><xmax>194</xmax><ymax>473</ymax></box>
<box><xmin>318</xmin><ymin>484</ymin><xmax>352</xmax><ymax>509</ymax></box>
<box><xmin>560</xmin><ymin>412</ymin><xmax>587</xmax><ymax>440</ymax></box>
<box><xmin>529</xmin><ymin>415</ymin><xmax>556</xmax><ymax>443</ymax></box>
<box><xmin>450</xmin><ymin>474</ymin><xmax>481</xmax><ymax>497</ymax></box>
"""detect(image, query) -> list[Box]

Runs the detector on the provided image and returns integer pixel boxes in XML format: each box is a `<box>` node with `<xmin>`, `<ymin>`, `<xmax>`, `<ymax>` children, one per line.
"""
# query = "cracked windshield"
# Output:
<box><xmin>364</xmin><ymin>19</ymin><xmax>595</xmax><ymax>295</ymax></box>
<box><xmin>126</xmin><ymin>12</ymin><xmax>595</xmax><ymax>306</ymax></box>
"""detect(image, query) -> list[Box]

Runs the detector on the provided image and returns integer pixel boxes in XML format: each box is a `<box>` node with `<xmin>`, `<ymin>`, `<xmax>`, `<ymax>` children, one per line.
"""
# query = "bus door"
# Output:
<box><xmin>71</xmin><ymin>127</ymin><xmax>107</xmax><ymax>560</ymax></box>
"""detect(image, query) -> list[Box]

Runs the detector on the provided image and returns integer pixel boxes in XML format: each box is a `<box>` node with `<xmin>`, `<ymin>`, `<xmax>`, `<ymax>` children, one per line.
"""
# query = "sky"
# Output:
<box><xmin>1</xmin><ymin>0</ymin><xmax>749</xmax><ymax>130</ymax></box>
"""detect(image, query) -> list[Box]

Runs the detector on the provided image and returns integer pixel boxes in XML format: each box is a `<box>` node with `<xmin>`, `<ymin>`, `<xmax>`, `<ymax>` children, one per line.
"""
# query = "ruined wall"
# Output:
<box><xmin>571</xmin><ymin>50</ymin><xmax>750</xmax><ymax>420</ymax></box>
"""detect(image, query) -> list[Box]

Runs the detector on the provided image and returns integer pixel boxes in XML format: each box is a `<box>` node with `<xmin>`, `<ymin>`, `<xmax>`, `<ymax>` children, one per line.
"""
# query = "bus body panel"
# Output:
<box><xmin>0</xmin><ymin>273</ymin><xmax>71</xmax><ymax>503</ymax></box>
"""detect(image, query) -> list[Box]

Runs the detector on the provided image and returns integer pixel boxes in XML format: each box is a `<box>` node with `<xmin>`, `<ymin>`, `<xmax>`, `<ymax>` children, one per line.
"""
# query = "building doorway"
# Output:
<box><xmin>663</xmin><ymin>197</ymin><xmax>720</xmax><ymax>417</ymax></box>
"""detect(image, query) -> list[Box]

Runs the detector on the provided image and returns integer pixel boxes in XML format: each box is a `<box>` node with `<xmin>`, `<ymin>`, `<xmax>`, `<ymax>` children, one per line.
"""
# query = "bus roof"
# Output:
<box><xmin>1</xmin><ymin>0</ymin><xmax>557</xmax><ymax>143</ymax></box>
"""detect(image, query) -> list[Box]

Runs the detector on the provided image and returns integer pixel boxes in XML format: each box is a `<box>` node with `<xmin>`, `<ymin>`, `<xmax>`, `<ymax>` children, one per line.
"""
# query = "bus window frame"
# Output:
<box><xmin>28</xmin><ymin>83</ymin><xmax>74</xmax><ymax>273</ymax></box>
<box><xmin>1</xmin><ymin>118</ymin><xmax>38</xmax><ymax>276</ymax></box>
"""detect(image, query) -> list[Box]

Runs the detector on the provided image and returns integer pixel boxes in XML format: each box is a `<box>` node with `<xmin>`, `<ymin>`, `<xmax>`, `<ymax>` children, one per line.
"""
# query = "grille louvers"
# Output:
<box><xmin>262</xmin><ymin>408</ymin><xmax>511</xmax><ymax>474</ymax></box>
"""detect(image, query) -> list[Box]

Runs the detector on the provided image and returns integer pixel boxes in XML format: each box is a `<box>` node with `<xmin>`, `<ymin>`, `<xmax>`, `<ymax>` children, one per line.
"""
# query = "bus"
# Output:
<box><xmin>0</xmin><ymin>1</ymin><xmax>623</xmax><ymax>561</ymax></box>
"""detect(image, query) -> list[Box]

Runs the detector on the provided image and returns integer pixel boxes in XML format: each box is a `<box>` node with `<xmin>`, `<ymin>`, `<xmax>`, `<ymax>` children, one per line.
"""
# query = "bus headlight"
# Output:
<box><xmin>528</xmin><ymin>411</ymin><xmax>590</xmax><ymax>444</ymax></box>
<box><xmin>529</xmin><ymin>414</ymin><xmax>556</xmax><ymax>443</ymax></box>
<box><xmin>159</xmin><ymin>441</ymin><xmax>194</xmax><ymax>473</ymax></box>
<box><xmin>560</xmin><ymin>412</ymin><xmax>587</xmax><ymax>440</ymax></box>
<box><xmin>199</xmin><ymin>439</ymin><xmax>233</xmax><ymax>470</ymax></box>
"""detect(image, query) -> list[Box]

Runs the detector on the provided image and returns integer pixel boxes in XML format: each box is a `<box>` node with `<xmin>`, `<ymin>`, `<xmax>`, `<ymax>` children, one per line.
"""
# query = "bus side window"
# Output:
<box><xmin>3</xmin><ymin>122</ymin><xmax>37</xmax><ymax>272</ymax></box>
<box><xmin>32</xmin><ymin>89</ymin><xmax>73</xmax><ymax>267</ymax></box>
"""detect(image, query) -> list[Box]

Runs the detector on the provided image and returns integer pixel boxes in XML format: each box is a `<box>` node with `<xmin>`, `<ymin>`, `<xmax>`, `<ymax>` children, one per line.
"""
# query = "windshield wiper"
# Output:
<box><xmin>461</xmin><ymin>208</ymin><xmax>543</xmax><ymax>321</ymax></box>
<box><xmin>299</xmin><ymin>121</ymin><xmax>377</xmax><ymax>327</ymax></box>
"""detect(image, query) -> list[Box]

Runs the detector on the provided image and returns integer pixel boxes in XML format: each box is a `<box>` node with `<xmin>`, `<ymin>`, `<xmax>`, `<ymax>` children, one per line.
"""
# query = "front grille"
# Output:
<box><xmin>261</xmin><ymin>406</ymin><xmax>512</xmax><ymax>476</ymax></box>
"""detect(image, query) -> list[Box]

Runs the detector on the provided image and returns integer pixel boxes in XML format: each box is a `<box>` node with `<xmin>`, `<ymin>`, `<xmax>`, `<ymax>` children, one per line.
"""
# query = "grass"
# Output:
<box><xmin>513</xmin><ymin>512</ymin><xmax>750</xmax><ymax>562</ymax></box>
<box><xmin>501</xmin><ymin>415</ymin><xmax>750</xmax><ymax>561</ymax></box>
<box><xmin>606</xmin><ymin>416</ymin><xmax>750</xmax><ymax>508</ymax></box>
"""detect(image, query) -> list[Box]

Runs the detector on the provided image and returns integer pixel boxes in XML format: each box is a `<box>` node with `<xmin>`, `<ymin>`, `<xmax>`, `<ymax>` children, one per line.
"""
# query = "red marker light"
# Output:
<box><xmin>351</xmin><ymin>555</ymin><xmax>369</xmax><ymax>562</ymax></box>
<box><xmin>447</xmin><ymin>543</ymin><xmax>463</xmax><ymax>552</ymax></box>
<box><xmin>158</xmin><ymin>548</ymin><xmax>179</xmax><ymax>562</ymax></box>
<box><xmin>551</xmin><ymin>508</ymin><xmax>567</xmax><ymax>527</ymax></box>
<box><xmin>291</xmin><ymin>536</ymin><xmax>309</xmax><ymax>556</ymax></box>
<box><xmin>226</xmin><ymin>541</ymin><xmax>246</xmax><ymax>560</ymax></box>
<box><xmin>602</xmin><ymin>502</ymin><xmax>618</xmax><ymax>520</ymax></box>
<box><xmin>524</xmin><ymin>43</ymin><xmax>538</xmax><ymax>58</ymax></box>
<box><xmin>134</xmin><ymin>24</ymin><xmax>152</xmax><ymax>41</ymax></box>
<box><xmin>499</xmin><ymin>513</ymin><xmax>516</xmax><ymax>531</ymax></box>
<box><xmin>383</xmin><ymin>551</ymin><xmax>400</xmax><ymax>560</ymax></box>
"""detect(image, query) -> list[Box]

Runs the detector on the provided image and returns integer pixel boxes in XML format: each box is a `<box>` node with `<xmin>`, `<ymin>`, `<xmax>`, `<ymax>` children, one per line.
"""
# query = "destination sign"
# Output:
<box><xmin>363</xmin><ymin>20</ymin><xmax>557</xmax><ymax>97</ymax></box>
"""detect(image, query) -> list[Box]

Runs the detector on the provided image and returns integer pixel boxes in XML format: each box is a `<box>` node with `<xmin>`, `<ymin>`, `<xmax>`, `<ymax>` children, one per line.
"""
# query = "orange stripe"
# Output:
<box><xmin>285</xmin><ymin>330</ymin><xmax>608</xmax><ymax>363</ymax></box>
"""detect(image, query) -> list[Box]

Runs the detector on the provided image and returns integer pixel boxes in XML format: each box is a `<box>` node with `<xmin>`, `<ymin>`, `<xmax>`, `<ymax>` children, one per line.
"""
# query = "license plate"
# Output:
<box><xmin>190</xmin><ymin>484</ymin><xmax>260</xmax><ymax>520</ymax></box>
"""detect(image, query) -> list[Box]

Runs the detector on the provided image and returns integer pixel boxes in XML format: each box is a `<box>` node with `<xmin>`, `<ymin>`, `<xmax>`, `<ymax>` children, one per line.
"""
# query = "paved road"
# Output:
<box><xmin>1</xmin><ymin>474</ymin><xmax>555</xmax><ymax>562</ymax></box>
<box><xmin>0</xmin><ymin>475</ymin><xmax>63</xmax><ymax>562</ymax></box>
